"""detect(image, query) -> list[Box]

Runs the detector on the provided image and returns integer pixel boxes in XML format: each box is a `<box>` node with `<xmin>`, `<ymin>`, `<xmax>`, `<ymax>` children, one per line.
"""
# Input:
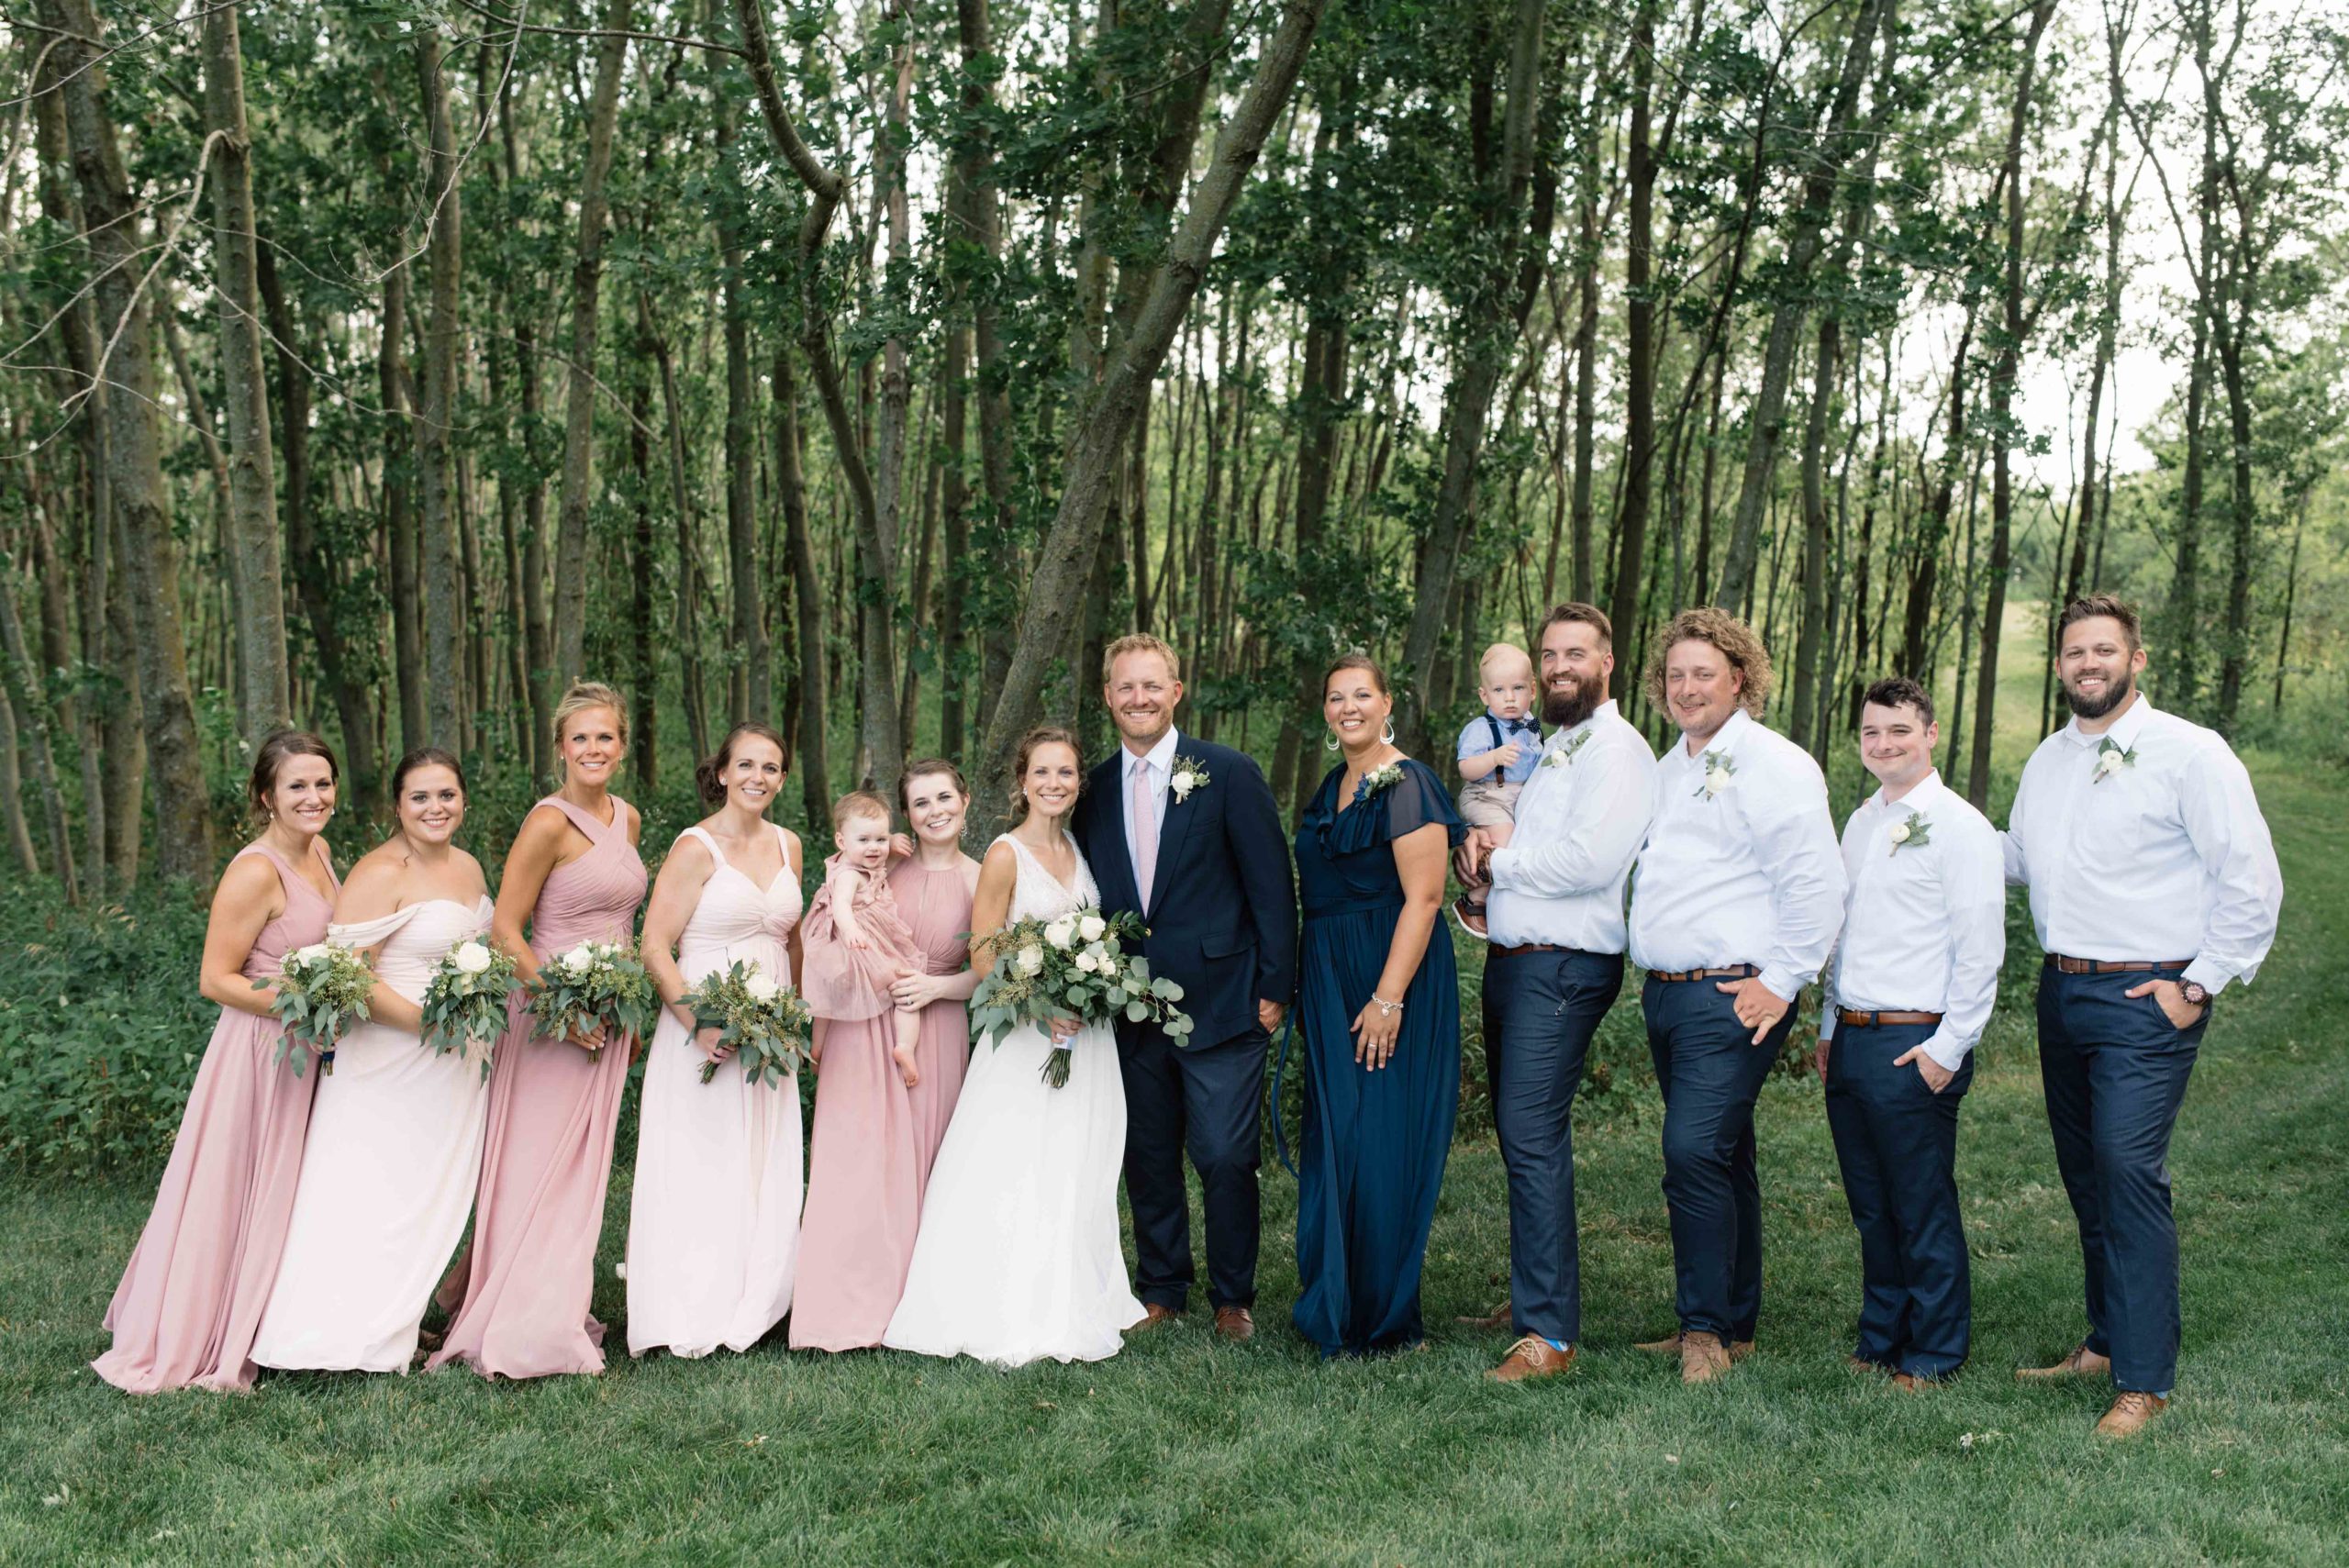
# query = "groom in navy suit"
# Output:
<box><xmin>1074</xmin><ymin>633</ymin><xmax>1297</xmax><ymax>1341</ymax></box>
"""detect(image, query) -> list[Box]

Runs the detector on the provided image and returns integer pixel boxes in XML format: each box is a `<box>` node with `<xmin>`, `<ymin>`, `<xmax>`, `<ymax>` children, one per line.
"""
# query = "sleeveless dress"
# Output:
<box><xmin>625</xmin><ymin>823</ymin><xmax>805</xmax><ymax>1359</ymax></box>
<box><xmin>882</xmin><ymin>833</ymin><xmax>1145</xmax><ymax>1367</ymax></box>
<box><xmin>1290</xmin><ymin>759</ymin><xmax>1465</xmax><ymax>1356</ymax></box>
<box><xmin>790</xmin><ymin>857</ymin><xmax>968</xmax><ymax>1351</ymax></box>
<box><xmin>250</xmin><ymin>895</ymin><xmax>497</xmax><ymax>1373</ymax></box>
<box><xmin>95</xmin><ymin>840</ymin><xmax>338</xmax><ymax>1392</ymax></box>
<box><xmin>431</xmin><ymin>795</ymin><xmax>649</xmax><ymax>1379</ymax></box>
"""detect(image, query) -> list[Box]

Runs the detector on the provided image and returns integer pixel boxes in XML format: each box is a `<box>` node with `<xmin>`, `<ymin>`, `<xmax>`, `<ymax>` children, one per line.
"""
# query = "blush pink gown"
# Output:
<box><xmin>788</xmin><ymin>857</ymin><xmax>972</xmax><ymax>1351</ymax></box>
<box><xmin>625</xmin><ymin>823</ymin><xmax>805</xmax><ymax>1359</ymax></box>
<box><xmin>429</xmin><ymin>795</ymin><xmax>647</xmax><ymax>1379</ymax></box>
<box><xmin>93</xmin><ymin>840</ymin><xmax>337</xmax><ymax>1393</ymax></box>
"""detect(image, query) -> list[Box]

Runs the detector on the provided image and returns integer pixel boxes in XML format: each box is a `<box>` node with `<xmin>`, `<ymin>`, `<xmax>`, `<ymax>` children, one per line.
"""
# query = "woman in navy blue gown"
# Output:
<box><xmin>1291</xmin><ymin>652</ymin><xmax>1465</xmax><ymax>1357</ymax></box>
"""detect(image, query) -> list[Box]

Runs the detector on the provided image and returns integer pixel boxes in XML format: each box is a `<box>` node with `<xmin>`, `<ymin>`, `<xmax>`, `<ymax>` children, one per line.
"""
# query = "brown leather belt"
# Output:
<box><xmin>1648</xmin><ymin>963</ymin><xmax>1759</xmax><ymax>984</ymax></box>
<box><xmin>1492</xmin><ymin>942</ymin><xmax>1569</xmax><ymax>959</ymax></box>
<box><xmin>1836</xmin><ymin>1007</ymin><xmax>1943</xmax><ymax>1028</ymax></box>
<box><xmin>2044</xmin><ymin>955</ymin><xmax>2190</xmax><ymax>975</ymax></box>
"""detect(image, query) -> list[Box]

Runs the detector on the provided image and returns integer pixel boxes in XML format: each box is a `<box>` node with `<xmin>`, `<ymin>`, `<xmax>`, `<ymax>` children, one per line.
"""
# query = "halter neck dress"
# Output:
<box><xmin>94</xmin><ymin>839</ymin><xmax>338</xmax><ymax>1392</ymax></box>
<box><xmin>430</xmin><ymin>794</ymin><xmax>647</xmax><ymax>1379</ymax></box>
<box><xmin>251</xmin><ymin>892</ymin><xmax>496</xmax><ymax>1372</ymax></box>
<box><xmin>625</xmin><ymin>823</ymin><xmax>805</xmax><ymax>1359</ymax></box>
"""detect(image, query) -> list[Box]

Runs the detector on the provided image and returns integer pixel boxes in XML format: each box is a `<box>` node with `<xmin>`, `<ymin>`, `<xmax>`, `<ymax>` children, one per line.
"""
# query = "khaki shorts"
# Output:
<box><xmin>1457</xmin><ymin>776</ymin><xmax>1521</xmax><ymax>830</ymax></box>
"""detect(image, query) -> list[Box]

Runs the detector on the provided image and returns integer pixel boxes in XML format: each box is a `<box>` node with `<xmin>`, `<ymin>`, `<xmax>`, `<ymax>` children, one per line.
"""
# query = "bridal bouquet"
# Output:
<box><xmin>419</xmin><ymin>936</ymin><xmax>518</xmax><ymax>1080</ymax></box>
<box><xmin>971</xmin><ymin>907</ymin><xmax>1191</xmax><ymax>1089</ymax></box>
<box><xmin>260</xmin><ymin>940</ymin><xmax>376</xmax><ymax>1078</ymax></box>
<box><xmin>683</xmin><ymin>961</ymin><xmax>813</xmax><ymax>1087</ymax></box>
<box><xmin>526</xmin><ymin>941</ymin><xmax>656</xmax><ymax>1051</ymax></box>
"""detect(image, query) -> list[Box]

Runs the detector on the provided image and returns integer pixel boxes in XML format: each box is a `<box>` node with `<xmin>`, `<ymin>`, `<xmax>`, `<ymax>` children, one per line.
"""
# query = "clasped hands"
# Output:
<box><xmin>1452</xmin><ymin>828</ymin><xmax>1497</xmax><ymax>892</ymax></box>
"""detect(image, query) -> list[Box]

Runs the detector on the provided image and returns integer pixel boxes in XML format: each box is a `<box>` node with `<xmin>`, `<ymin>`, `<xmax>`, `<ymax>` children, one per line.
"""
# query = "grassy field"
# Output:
<box><xmin>5</xmin><ymin>741</ymin><xmax>2346</xmax><ymax>1562</ymax></box>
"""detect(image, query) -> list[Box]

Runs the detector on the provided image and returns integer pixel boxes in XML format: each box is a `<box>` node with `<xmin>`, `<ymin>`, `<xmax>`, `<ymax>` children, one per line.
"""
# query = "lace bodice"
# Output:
<box><xmin>997</xmin><ymin>832</ymin><xmax>1098</xmax><ymax>924</ymax></box>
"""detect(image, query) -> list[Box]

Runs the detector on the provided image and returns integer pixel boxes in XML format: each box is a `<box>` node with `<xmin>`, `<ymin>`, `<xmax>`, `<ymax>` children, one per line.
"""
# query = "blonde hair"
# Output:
<box><xmin>1477</xmin><ymin>642</ymin><xmax>1534</xmax><ymax>684</ymax></box>
<box><xmin>830</xmin><ymin>790</ymin><xmax>892</xmax><ymax>831</ymax></box>
<box><xmin>552</xmin><ymin>680</ymin><xmax>630</xmax><ymax>759</ymax></box>
<box><xmin>1101</xmin><ymin>632</ymin><xmax>1181</xmax><ymax>685</ymax></box>
<box><xmin>1643</xmin><ymin>607</ymin><xmax>1773</xmax><ymax>717</ymax></box>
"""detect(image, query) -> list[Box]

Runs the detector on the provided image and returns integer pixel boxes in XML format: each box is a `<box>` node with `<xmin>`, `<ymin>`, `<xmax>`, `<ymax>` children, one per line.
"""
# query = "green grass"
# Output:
<box><xmin>5</xmin><ymin>760</ymin><xmax>2346</xmax><ymax>1564</ymax></box>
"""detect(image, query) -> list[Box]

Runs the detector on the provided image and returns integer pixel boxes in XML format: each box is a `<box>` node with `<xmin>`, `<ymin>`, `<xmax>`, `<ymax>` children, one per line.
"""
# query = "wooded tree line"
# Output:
<box><xmin>2</xmin><ymin>0</ymin><xmax>2343</xmax><ymax>903</ymax></box>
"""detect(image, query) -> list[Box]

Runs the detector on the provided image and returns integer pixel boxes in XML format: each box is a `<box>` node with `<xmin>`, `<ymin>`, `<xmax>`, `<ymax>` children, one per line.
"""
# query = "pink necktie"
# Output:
<box><xmin>1130</xmin><ymin>762</ymin><xmax>1157</xmax><ymax>912</ymax></box>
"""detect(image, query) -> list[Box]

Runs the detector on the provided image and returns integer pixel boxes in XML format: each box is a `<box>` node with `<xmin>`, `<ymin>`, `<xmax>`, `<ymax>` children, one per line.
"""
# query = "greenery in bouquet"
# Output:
<box><xmin>971</xmin><ymin>907</ymin><xmax>1191</xmax><ymax>1088</ymax></box>
<box><xmin>526</xmin><ymin>941</ymin><xmax>656</xmax><ymax>1050</ymax></box>
<box><xmin>259</xmin><ymin>940</ymin><xmax>376</xmax><ymax>1078</ymax></box>
<box><xmin>683</xmin><ymin>961</ymin><xmax>813</xmax><ymax>1087</ymax></box>
<box><xmin>419</xmin><ymin>935</ymin><xmax>519</xmax><ymax>1081</ymax></box>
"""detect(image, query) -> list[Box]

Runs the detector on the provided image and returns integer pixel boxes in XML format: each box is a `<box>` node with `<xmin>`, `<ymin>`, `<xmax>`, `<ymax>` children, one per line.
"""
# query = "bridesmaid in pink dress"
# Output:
<box><xmin>95</xmin><ymin>731</ymin><xmax>342</xmax><ymax>1393</ymax></box>
<box><xmin>789</xmin><ymin>762</ymin><xmax>980</xmax><ymax>1351</ymax></box>
<box><xmin>431</xmin><ymin>682</ymin><xmax>648</xmax><ymax>1379</ymax></box>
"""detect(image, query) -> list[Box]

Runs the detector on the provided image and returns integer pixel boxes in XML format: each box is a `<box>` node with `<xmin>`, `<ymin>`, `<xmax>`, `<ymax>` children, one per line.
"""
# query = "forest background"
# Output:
<box><xmin>1</xmin><ymin>0</ymin><xmax>2344</xmax><ymax>1154</ymax></box>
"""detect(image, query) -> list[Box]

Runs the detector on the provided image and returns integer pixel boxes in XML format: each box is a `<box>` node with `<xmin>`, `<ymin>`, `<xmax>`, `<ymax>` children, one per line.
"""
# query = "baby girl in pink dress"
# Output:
<box><xmin>800</xmin><ymin>792</ymin><xmax>926</xmax><ymax>1087</ymax></box>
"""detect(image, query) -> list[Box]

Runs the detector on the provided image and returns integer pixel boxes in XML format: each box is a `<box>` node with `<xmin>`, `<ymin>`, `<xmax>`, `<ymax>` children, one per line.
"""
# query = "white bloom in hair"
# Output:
<box><xmin>744</xmin><ymin>973</ymin><xmax>781</xmax><ymax>1005</ymax></box>
<box><xmin>454</xmin><ymin>940</ymin><xmax>495</xmax><ymax>975</ymax></box>
<box><xmin>1016</xmin><ymin>944</ymin><xmax>1045</xmax><ymax>976</ymax></box>
<box><xmin>1078</xmin><ymin>914</ymin><xmax>1107</xmax><ymax>942</ymax></box>
<box><xmin>1044</xmin><ymin>917</ymin><xmax>1077</xmax><ymax>950</ymax></box>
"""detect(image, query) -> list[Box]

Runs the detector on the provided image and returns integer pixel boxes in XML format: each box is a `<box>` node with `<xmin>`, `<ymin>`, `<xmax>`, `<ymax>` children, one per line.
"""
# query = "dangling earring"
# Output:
<box><xmin>1324</xmin><ymin>728</ymin><xmax>1341</xmax><ymax>751</ymax></box>
<box><xmin>1379</xmin><ymin>719</ymin><xmax>1397</xmax><ymax>745</ymax></box>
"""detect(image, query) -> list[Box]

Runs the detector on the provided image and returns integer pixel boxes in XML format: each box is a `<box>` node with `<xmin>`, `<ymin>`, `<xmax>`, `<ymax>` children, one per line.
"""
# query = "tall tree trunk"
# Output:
<box><xmin>415</xmin><ymin>31</ymin><xmax>466</xmax><ymax>754</ymax></box>
<box><xmin>0</xmin><ymin>559</ymin><xmax>77</xmax><ymax>900</ymax></box>
<box><xmin>45</xmin><ymin>0</ymin><xmax>213</xmax><ymax>881</ymax></box>
<box><xmin>551</xmin><ymin>0</ymin><xmax>633</xmax><ymax>684</ymax></box>
<box><xmin>712</xmin><ymin>69</ymin><xmax>769</xmax><ymax>726</ymax></box>
<box><xmin>774</xmin><ymin>349</ymin><xmax>831</xmax><ymax>824</ymax></box>
<box><xmin>200</xmin><ymin>0</ymin><xmax>290</xmax><ymax>739</ymax></box>
<box><xmin>1608</xmin><ymin>0</ymin><xmax>1658</xmax><ymax>676</ymax></box>
<box><xmin>381</xmin><ymin>270</ymin><xmax>425</xmax><ymax>752</ymax></box>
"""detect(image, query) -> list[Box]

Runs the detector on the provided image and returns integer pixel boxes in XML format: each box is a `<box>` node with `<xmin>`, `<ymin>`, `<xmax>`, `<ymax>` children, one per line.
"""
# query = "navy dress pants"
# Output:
<box><xmin>2036</xmin><ymin>967</ymin><xmax>2204</xmax><ymax>1393</ymax></box>
<box><xmin>1119</xmin><ymin>1022</ymin><xmax>1267</xmax><ymax>1313</ymax></box>
<box><xmin>1644</xmin><ymin>976</ymin><xmax>1792</xmax><ymax>1342</ymax></box>
<box><xmin>1824</xmin><ymin>1020</ymin><xmax>1974</xmax><ymax>1378</ymax></box>
<box><xmin>1487</xmin><ymin>949</ymin><xmax>1625</xmax><ymax>1345</ymax></box>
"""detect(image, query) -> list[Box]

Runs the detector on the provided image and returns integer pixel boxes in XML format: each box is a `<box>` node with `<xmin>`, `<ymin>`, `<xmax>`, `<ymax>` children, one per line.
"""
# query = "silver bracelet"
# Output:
<box><xmin>1370</xmin><ymin>994</ymin><xmax>1405</xmax><ymax>1018</ymax></box>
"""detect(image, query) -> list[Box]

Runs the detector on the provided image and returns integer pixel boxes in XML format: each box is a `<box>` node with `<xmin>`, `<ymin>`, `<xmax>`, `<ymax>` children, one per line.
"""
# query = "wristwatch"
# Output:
<box><xmin>2179</xmin><ymin>980</ymin><xmax>2210</xmax><ymax>1009</ymax></box>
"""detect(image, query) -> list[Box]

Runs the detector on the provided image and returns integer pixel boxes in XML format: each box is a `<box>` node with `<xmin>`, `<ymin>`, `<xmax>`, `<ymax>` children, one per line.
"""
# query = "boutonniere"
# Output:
<box><xmin>1169</xmin><ymin>754</ymin><xmax>1211</xmax><ymax>804</ymax></box>
<box><xmin>1542</xmin><ymin>728</ymin><xmax>1594</xmax><ymax>769</ymax></box>
<box><xmin>1355</xmin><ymin>762</ymin><xmax>1405</xmax><ymax>802</ymax></box>
<box><xmin>1887</xmin><ymin>810</ymin><xmax>1932</xmax><ymax>854</ymax></box>
<box><xmin>2091</xmin><ymin>736</ymin><xmax>2137</xmax><ymax>784</ymax></box>
<box><xmin>1695</xmin><ymin>749</ymin><xmax>1736</xmax><ymax>800</ymax></box>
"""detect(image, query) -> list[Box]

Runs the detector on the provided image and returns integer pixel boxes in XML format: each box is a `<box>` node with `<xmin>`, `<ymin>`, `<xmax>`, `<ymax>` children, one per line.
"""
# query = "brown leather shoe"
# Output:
<box><xmin>1455</xmin><ymin>1297</ymin><xmax>1514</xmax><ymax>1330</ymax></box>
<box><xmin>1129</xmin><ymin>1303</ymin><xmax>1182</xmax><ymax>1331</ymax></box>
<box><xmin>2095</xmin><ymin>1391</ymin><xmax>2168</xmax><ymax>1438</ymax></box>
<box><xmin>1681</xmin><ymin>1329</ymin><xmax>1734</xmax><ymax>1385</ymax></box>
<box><xmin>1890</xmin><ymin>1371</ymin><xmax>1935</xmax><ymax>1394</ymax></box>
<box><xmin>1639</xmin><ymin>1329</ymin><xmax>1755</xmax><ymax>1361</ymax></box>
<box><xmin>1486</xmin><ymin>1335</ymin><xmax>1575</xmax><ymax>1384</ymax></box>
<box><xmin>2017</xmin><ymin>1343</ymin><xmax>2111</xmax><ymax>1382</ymax></box>
<box><xmin>1213</xmin><ymin>1306</ymin><xmax>1254</xmax><ymax>1343</ymax></box>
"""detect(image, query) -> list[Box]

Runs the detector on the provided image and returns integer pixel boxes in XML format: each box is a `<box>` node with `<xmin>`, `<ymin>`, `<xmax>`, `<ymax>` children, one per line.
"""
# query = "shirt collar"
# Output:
<box><xmin>1868</xmin><ymin>767</ymin><xmax>1945</xmax><ymax>814</ymax></box>
<box><xmin>1127</xmin><ymin>728</ymin><xmax>1180</xmax><ymax>777</ymax></box>
<box><xmin>2061</xmin><ymin>690</ymin><xmax>2155</xmax><ymax>751</ymax></box>
<box><xmin>1680</xmin><ymin>706</ymin><xmax>1751</xmax><ymax>762</ymax></box>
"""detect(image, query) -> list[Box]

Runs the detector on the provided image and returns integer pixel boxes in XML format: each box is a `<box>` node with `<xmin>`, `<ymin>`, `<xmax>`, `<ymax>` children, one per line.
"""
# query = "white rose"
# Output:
<box><xmin>2093</xmin><ymin>751</ymin><xmax>2121</xmax><ymax>779</ymax></box>
<box><xmin>1045</xmin><ymin>917</ymin><xmax>1077</xmax><ymax>950</ymax></box>
<box><xmin>454</xmin><ymin>940</ymin><xmax>494</xmax><ymax>975</ymax></box>
<box><xmin>292</xmin><ymin>943</ymin><xmax>329</xmax><ymax>966</ymax></box>
<box><xmin>1016</xmin><ymin>944</ymin><xmax>1045</xmax><ymax>976</ymax></box>
<box><xmin>1703</xmin><ymin>766</ymin><xmax>1731</xmax><ymax>797</ymax></box>
<box><xmin>1075</xmin><ymin>951</ymin><xmax>1101</xmax><ymax>973</ymax></box>
<box><xmin>1170</xmin><ymin>773</ymin><xmax>1195</xmax><ymax>802</ymax></box>
<box><xmin>1887</xmin><ymin>821</ymin><xmax>1911</xmax><ymax>846</ymax></box>
<box><xmin>560</xmin><ymin>945</ymin><xmax>596</xmax><ymax>975</ymax></box>
<box><xmin>744</xmin><ymin>973</ymin><xmax>781</xmax><ymax>1004</ymax></box>
<box><xmin>1078</xmin><ymin>914</ymin><xmax>1107</xmax><ymax>942</ymax></box>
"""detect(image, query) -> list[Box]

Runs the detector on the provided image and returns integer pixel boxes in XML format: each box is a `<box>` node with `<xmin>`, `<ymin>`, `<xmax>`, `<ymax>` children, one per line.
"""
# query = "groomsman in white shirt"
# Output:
<box><xmin>1817</xmin><ymin>677</ymin><xmax>2003</xmax><ymax>1391</ymax></box>
<box><xmin>2006</xmin><ymin>595</ymin><xmax>2281</xmax><ymax>1439</ymax></box>
<box><xmin>1627</xmin><ymin>608</ymin><xmax>1845</xmax><ymax>1385</ymax></box>
<box><xmin>1452</xmin><ymin>604</ymin><xmax>1656</xmax><ymax>1384</ymax></box>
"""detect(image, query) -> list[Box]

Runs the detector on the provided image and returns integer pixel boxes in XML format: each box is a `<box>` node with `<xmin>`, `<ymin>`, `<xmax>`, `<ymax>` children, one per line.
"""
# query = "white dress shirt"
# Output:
<box><xmin>2002</xmin><ymin>695</ymin><xmax>2281</xmax><ymax>995</ymax></box>
<box><xmin>1121</xmin><ymin>727</ymin><xmax>1178</xmax><ymax>891</ymax></box>
<box><xmin>1629</xmin><ymin>707</ymin><xmax>1847</xmax><ymax>1002</ymax></box>
<box><xmin>1486</xmin><ymin>700</ymin><xmax>1656</xmax><ymax>952</ymax></box>
<box><xmin>1820</xmin><ymin>770</ymin><xmax>2005</xmax><ymax>1070</ymax></box>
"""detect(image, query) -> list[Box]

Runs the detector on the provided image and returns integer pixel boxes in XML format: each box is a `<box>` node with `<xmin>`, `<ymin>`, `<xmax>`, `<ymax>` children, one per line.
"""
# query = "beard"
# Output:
<box><xmin>2063</xmin><ymin>667</ymin><xmax>2135</xmax><ymax>721</ymax></box>
<box><xmin>1542</xmin><ymin>674</ymin><xmax>1601</xmax><ymax>730</ymax></box>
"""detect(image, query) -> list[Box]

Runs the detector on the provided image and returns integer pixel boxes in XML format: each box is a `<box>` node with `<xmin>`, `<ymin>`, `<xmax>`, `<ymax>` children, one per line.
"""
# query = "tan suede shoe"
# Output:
<box><xmin>1638</xmin><ymin>1329</ymin><xmax>1755</xmax><ymax>1361</ymax></box>
<box><xmin>2095</xmin><ymin>1391</ymin><xmax>2168</xmax><ymax>1438</ymax></box>
<box><xmin>2016</xmin><ymin>1343</ymin><xmax>2111</xmax><ymax>1382</ymax></box>
<box><xmin>1455</xmin><ymin>1298</ymin><xmax>1514</xmax><ymax>1330</ymax></box>
<box><xmin>1681</xmin><ymin>1329</ymin><xmax>1734</xmax><ymax>1385</ymax></box>
<box><xmin>1486</xmin><ymin>1335</ymin><xmax>1576</xmax><ymax>1384</ymax></box>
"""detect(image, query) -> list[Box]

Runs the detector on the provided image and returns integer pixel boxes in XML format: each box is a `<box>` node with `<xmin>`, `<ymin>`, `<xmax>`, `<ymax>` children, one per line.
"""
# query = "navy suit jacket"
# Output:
<box><xmin>1075</xmin><ymin>735</ymin><xmax>1298</xmax><ymax>1051</ymax></box>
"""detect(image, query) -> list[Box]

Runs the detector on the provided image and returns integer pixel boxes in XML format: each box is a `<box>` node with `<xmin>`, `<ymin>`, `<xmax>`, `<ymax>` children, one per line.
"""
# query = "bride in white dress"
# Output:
<box><xmin>253</xmin><ymin>751</ymin><xmax>495</xmax><ymax>1373</ymax></box>
<box><xmin>885</xmin><ymin>728</ymin><xmax>1145</xmax><ymax>1366</ymax></box>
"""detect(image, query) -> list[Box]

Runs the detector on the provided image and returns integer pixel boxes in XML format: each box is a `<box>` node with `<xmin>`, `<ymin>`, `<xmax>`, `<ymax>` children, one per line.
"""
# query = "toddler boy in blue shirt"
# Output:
<box><xmin>1453</xmin><ymin>641</ymin><xmax>1542</xmax><ymax>938</ymax></box>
